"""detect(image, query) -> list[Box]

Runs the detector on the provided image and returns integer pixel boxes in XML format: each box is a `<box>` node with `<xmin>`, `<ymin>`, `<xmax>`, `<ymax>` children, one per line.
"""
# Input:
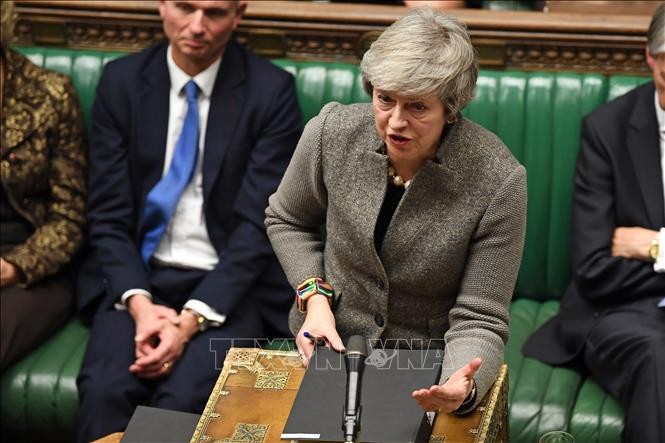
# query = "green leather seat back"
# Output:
<box><xmin>272</xmin><ymin>60</ymin><xmax>370</xmax><ymax>124</ymax></box>
<box><xmin>475</xmin><ymin>72</ymin><xmax>648</xmax><ymax>441</ymax></box>
<box><xmin>1</xmin><ymin>320</ymin><xmax>88</xmax><ymax>440</ymax></box>
<box><xmin>568</xmin><ymin>379</ymin><xmax>624</xmax><ymax>443</ymax></box>
<box><xmin>468</xmin><ymin>72</ymin><xmax>607</xmax><ymax>300</ymax></box>
<box><xmin>503</xmin><ymin>298</ymin><xmax>583</xmax><ymax>442</ymax></box>
<box><xmin>608</xmin><ymin>75</ymin><xmax>652</xmax><ymax>101</ymax></box>
<box><xmin>16</xmin><ymin>47</ymin><xmax>125</xmax><ymax>133</ymax></box>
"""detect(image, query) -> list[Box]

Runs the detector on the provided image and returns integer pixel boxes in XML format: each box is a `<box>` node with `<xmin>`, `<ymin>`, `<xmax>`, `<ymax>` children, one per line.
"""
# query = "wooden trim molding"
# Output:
<box><xmin>13</xmin><ymin>0</ymin><xmax>651</xmax><ymax>74</ymax></box>
<box><xmin>545</xmin><ymin>0</ymin><xmax>661</xmax><ymax>16</ymax></box>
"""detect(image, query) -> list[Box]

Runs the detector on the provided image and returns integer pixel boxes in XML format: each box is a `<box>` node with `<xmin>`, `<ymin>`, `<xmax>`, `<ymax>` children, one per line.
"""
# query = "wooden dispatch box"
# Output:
<box><xmin>190</xmin><ymin>348</ymin><xmax>508</xmax><ymax>443</ymax></box>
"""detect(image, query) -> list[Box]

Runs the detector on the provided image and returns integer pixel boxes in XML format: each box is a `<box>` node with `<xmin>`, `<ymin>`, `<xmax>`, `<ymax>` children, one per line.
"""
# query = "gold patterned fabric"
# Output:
<box><xmin>1</xmin><ymin>48</ymin><xmax>86</xmax><ymax>286</ymax></box>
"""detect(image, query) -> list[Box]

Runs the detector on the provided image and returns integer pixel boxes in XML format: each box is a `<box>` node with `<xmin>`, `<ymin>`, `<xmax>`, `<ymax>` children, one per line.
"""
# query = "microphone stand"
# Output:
<box><xmin>342</xmin><ymin>335</ymin><xmax>367</xmax><ymax>443</ymax></box>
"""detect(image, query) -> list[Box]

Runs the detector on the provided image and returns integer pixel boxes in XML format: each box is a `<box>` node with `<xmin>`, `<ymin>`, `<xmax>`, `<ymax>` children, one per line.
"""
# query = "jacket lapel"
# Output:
<box><xmin>331</xmin><ymin>128</ymin><xmax>387</xmax><ymax>270</ymax></box>
<box><xmin>362</xmin><ymin>143</ymin><xmax>391</xmax><ymax>256</ymax></box>
<box><xmin>202</xmin><ymin>43</ymin><xmax>246</xmax><ymax>202</ymax></box>
<box><xmin>379</xmin><ymin>122</ymin><xmax>463</xmax><ymax>264</ymax></box>
<box><xmin>627</xmin><ymin>83</ymin><xmax>664</xmax><ymax>227</ymax></box>
<box><xmin>137</xmin><ymin>44</ymin><xmax>170</xmax><ymax>205</ymax></box>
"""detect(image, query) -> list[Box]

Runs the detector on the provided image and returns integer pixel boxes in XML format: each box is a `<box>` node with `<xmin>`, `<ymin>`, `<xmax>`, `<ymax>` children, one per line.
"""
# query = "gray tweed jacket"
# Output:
<box><xmin>265</xmin><ymin>102</ymin><xmax>527</xmax><ymax>408</ymax></box>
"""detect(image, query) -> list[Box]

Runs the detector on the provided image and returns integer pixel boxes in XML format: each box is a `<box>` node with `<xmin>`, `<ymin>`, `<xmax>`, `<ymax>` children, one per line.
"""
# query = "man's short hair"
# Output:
<box><xmin>647</xmin><ymin>2</ymin><xmax>665</xmax><ymax>56</ymax></box>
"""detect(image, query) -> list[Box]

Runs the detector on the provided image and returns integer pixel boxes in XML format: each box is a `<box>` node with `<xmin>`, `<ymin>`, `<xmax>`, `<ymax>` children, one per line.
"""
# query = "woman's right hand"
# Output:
<box><xmin>295</xmin><ymin>294</ymin><xmax>345</xmax><ymax>366</ymax></box>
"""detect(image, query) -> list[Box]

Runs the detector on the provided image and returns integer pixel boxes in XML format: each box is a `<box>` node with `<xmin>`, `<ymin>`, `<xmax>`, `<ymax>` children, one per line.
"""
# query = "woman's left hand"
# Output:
<box><xmin>412</xmin><ymin>357</ymin><xmax>482</xmax><ymax>413</ymax></box>
<box><xmin>0</xmin><ymin>258</ymin><xmax>20</xmax><ymax>287</ymax></box>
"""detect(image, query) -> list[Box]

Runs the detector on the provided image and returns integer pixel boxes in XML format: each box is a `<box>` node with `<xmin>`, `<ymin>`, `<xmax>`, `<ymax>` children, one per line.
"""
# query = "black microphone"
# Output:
<box><xmin>342</xmin><ymin>335</ymin><xmax>368</xmax><ymax>443</ymax></box>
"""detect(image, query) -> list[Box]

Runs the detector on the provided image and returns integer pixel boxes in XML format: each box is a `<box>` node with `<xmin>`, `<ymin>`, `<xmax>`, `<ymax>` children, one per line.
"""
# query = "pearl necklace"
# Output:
<box><xmin>387</xmin><ymin>164</ymin><xmax>411</xmax><ymax>188</ymax></box>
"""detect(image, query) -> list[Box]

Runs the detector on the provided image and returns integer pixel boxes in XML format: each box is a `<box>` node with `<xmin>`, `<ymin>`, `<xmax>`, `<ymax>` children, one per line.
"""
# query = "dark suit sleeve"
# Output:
<box><xmin>86</xmin><ymin>65</ymin><xmax>151</xmax><ymax>299</ymax></box>
<box><xmin>571</xmin><ymin>116</ymin><xmax>665</xmax><ymax>300</ymax></box>
<box><xmin>190</xmin><ymin>72</ymin><xmax>302</xmax><ymax>314</ymax></box>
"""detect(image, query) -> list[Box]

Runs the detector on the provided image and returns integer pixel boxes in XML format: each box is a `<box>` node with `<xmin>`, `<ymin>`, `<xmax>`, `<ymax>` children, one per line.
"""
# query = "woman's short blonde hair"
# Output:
<box><xmin>1</xmin><ymin>1</ymin><xmax>17</xmax><ymax>49</ymax></box>
<box><xmin>360</xmin><ymin>7</ymin><xmax>478</xmax><ymax>121</ymax></box>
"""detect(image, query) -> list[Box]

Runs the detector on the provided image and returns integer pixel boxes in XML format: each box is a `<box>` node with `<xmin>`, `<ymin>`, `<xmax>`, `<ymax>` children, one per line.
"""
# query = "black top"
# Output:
<box><xmin>374</xmin><ymin>183</ymin><xmax>405</xmax><ymax>254</ymax></box>
<box><xmin>0</xmin><ymin>182</ymin><xmax>33</xmax><ymax>246</ymax></box>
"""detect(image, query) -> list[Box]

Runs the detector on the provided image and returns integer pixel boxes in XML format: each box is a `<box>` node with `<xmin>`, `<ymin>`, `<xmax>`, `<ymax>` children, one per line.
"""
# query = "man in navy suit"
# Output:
<box><xmin>75</xmin><ymin>1</ymin><xmax>302</xmax><ymax>441</ymax></box>
<box><xmin>523</xmin><ymin>4</ymin><xmax>665</xmax><ymax>442</ymax></box>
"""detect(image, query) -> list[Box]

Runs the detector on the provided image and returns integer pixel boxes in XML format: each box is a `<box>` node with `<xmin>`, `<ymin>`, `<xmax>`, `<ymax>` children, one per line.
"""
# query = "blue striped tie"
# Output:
<box><xmin>140</xmin><ymin>80</ymin><xmax>199</xmax><ymax>264</ymax></box>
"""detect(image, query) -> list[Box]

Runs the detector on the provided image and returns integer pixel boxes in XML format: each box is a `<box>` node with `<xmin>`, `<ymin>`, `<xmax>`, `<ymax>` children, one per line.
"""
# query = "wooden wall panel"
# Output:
<box><xmin>13</xmin><ymin>0</ymin><xmax>651</xmax><ymax>75</ymax></box>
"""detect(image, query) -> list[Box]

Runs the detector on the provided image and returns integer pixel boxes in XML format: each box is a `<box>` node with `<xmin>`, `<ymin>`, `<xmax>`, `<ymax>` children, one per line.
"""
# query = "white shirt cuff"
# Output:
<box><xmin>114</xmin><ymin>289</ymin><xmax>153</xmax><ymax>310</ymax></box>
<box><xmin>654</xmin><ymin>227</ymin><xmax>665</xmax><ymax>273</ymax></box>
<box><xmin>184</xmin><ymin>299</ymin><xmax>226</xmax><ymax>326</ymax></box>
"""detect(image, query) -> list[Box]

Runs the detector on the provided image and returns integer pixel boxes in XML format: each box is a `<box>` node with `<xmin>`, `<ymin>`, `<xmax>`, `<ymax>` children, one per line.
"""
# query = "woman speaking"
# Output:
<box><xmin>266</xmin><ymin>7</ymin><xmax>526</xmax><ymax>415</ymax></box>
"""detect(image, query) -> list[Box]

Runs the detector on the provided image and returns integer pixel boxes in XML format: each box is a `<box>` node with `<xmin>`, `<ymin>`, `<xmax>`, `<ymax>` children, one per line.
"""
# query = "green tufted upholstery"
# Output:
<box><xmin>1</xmin><ymin>47</ymin><xmax>650</xmax><ymax>442</ymax></box>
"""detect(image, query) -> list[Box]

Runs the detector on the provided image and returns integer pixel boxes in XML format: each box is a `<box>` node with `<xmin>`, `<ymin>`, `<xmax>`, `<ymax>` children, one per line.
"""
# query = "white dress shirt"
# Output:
<box><xmin>654</xmin><ymin>90</ymin><xmax>665</xmax><ymax>273</ymax></box>
<box><xmin>117</xmin><ymin>46</ymin><xmax>226</xmax><ymax>325</ymax></box>
<box><xmin>153</xmin><ymin>46</ymin><xmax>219</xmax><ymax>269</ymax></box>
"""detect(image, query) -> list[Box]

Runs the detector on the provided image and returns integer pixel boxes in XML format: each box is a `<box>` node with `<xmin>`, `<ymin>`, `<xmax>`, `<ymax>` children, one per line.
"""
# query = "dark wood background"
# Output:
<box><xmin>14</xmin><ymin>0</ymin><xmax>654</xmax><ymax>75</ymax></box>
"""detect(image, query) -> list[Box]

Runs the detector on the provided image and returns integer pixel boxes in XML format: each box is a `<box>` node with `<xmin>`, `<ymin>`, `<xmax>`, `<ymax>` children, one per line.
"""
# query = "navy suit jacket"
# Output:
<box><xmin>524</xmin><ymin>82</ymin><xmax>665</xmax><ymax>366</ymax></box>
<box><xmin>77</xmin><ymin>41</ymin><xmax>302</xmax><ymax>320</ymax></box>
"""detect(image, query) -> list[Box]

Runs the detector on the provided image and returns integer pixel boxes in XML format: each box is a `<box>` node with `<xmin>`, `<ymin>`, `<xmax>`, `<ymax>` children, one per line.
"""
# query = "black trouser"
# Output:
<box><xmin>0</xmin><ymin>273</ymin><xmax>72</xmax><ymax>371</ymax></box>
<box><xmin>584</xmin><ymin>296</ymin><xmax>664</xmax><ymax>443</ymax></box>
<box><xmin>76</xmin><ymin>265</ymin><xmax>288</xmax><ymax>443</ymax></box>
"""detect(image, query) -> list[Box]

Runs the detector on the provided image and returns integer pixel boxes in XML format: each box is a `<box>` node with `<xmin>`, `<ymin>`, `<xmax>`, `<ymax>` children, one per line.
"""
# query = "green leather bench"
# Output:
<box><xmin>1</xmin><ymin>47</ymin><xmax>649</xmax><ymax>443</ymax></box>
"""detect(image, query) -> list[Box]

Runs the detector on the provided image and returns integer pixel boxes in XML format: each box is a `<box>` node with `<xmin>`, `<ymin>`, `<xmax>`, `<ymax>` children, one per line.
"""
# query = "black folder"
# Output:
<box><xmin>281</xmin><ymin>346</ymin><xmax>443</xmax><ymax>442</ymax></box>
<box><xmin>120</xmin><ymin>405</ymin><xmax>200</xmax><ymax>443</ymax></box>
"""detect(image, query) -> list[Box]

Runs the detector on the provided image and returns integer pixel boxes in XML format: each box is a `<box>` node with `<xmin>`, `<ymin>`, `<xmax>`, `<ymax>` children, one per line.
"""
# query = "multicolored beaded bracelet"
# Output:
<box><xmin>296</xmin><ymin>277</ymin><xmax>334</xmax><ymax>313</ymax></box>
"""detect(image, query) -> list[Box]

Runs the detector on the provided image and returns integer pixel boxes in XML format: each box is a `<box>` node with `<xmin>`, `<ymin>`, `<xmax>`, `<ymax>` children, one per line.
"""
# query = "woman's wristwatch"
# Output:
<box><xmin>296</xmin><ymin>277</ymin><xmax>334</xmax><ymax>312</ymax></box>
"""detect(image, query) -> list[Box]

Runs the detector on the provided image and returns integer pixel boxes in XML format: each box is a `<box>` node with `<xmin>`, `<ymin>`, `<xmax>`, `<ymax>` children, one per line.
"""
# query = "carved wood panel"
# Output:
<box><xmin>13</xmin><ymin>0</ymin><xmax>651</xmax><ymax>75</ymax></box>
